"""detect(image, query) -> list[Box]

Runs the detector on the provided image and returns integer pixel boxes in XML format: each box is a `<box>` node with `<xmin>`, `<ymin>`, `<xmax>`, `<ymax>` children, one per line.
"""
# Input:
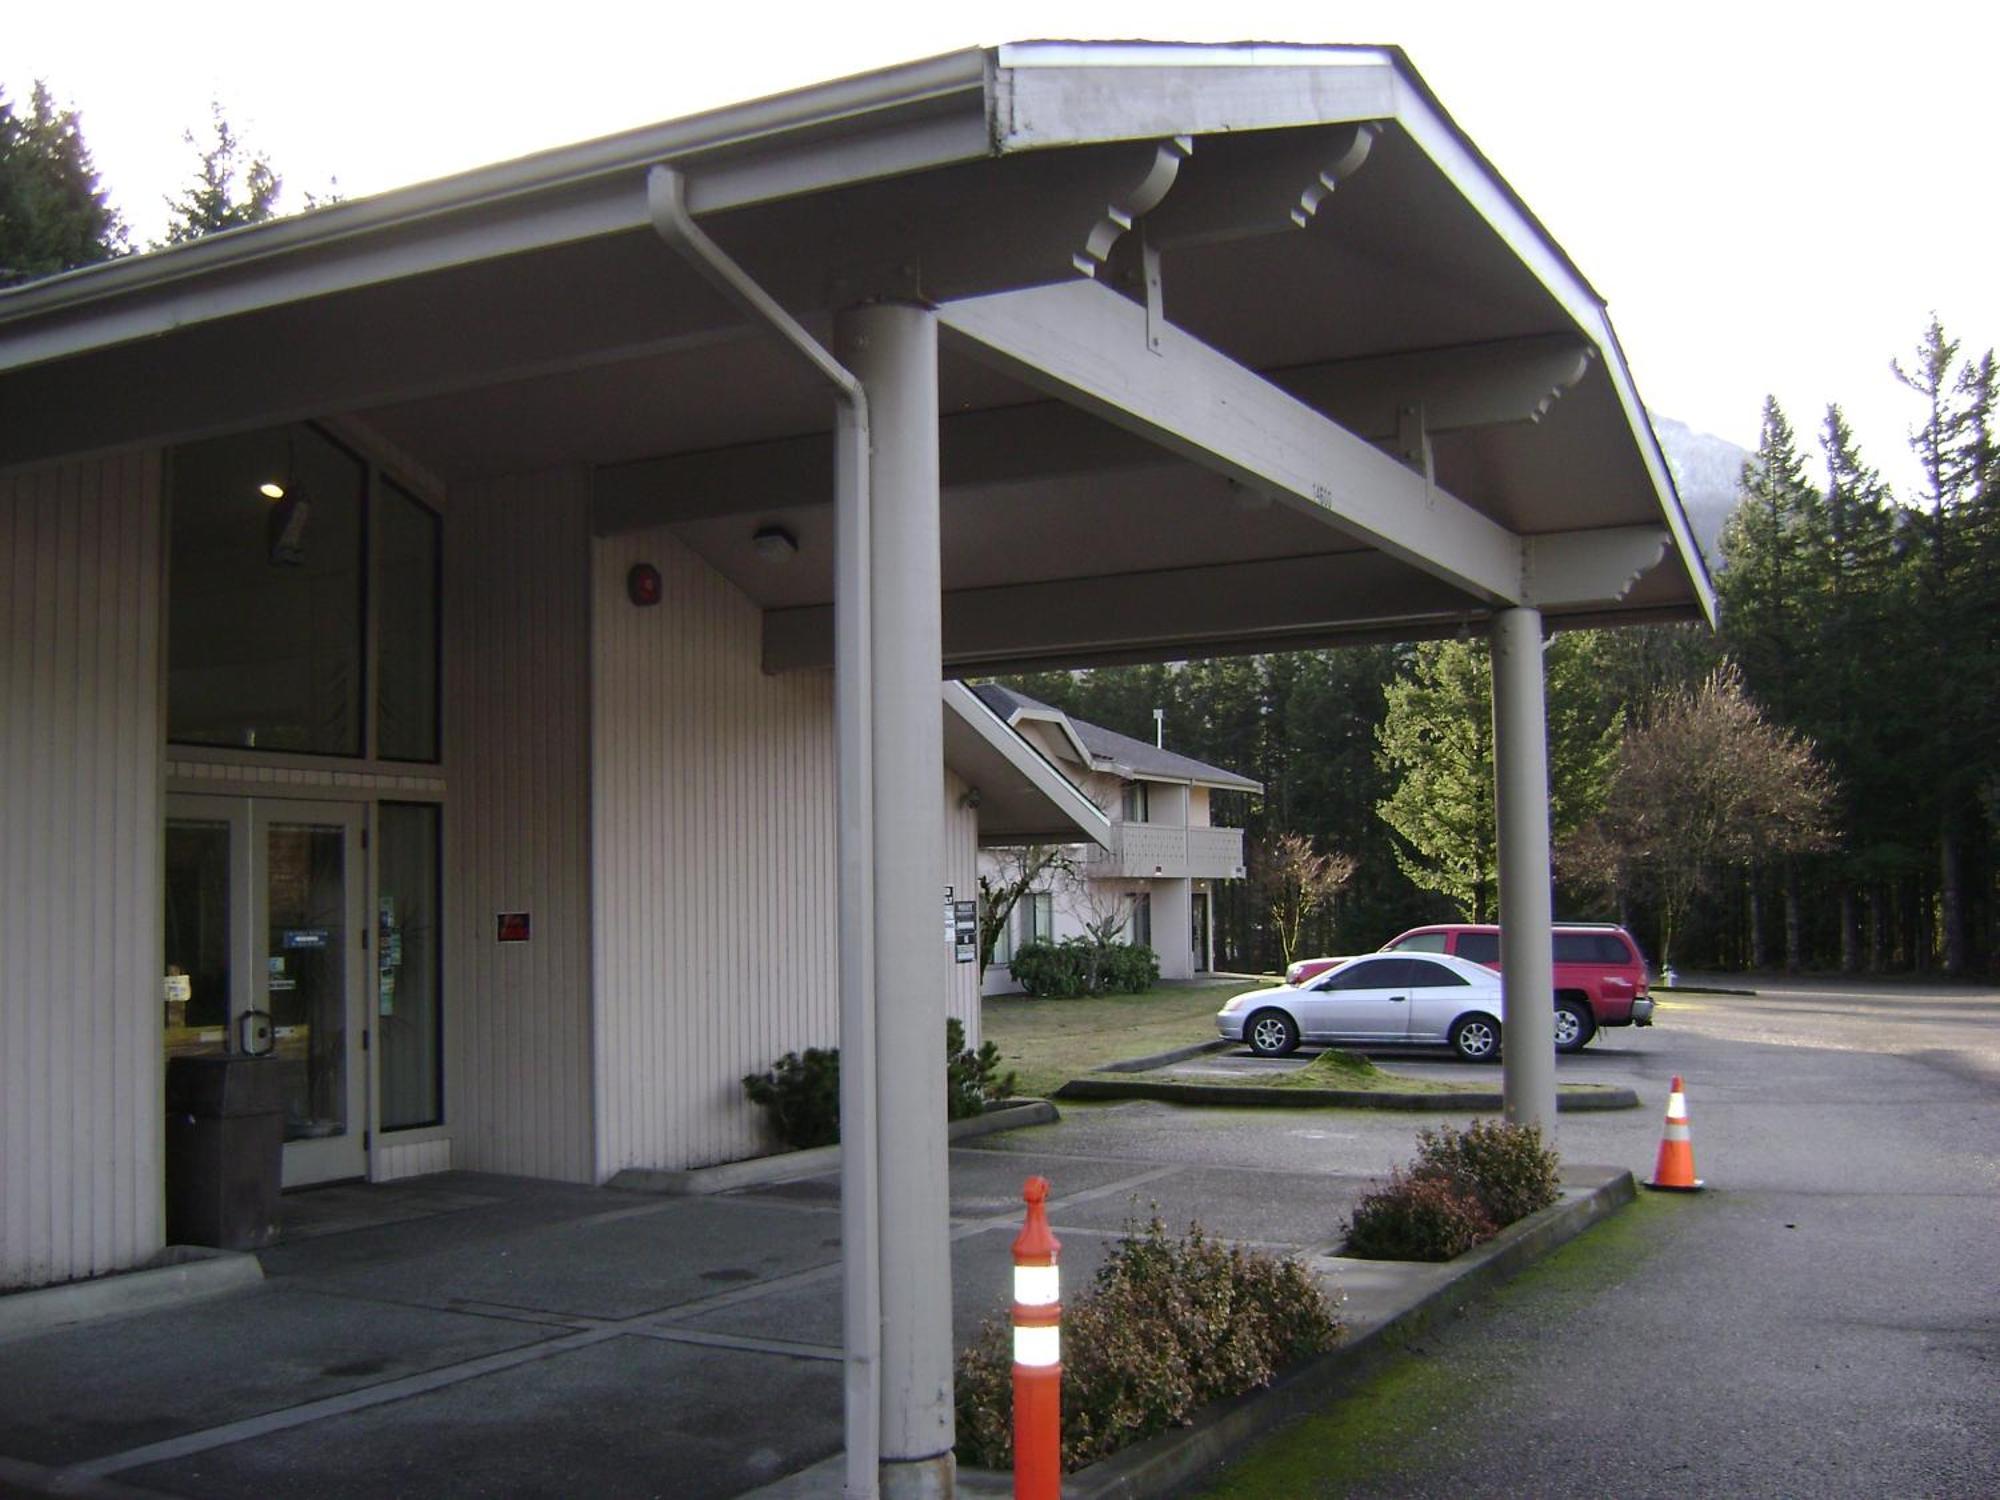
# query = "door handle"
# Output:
<box><xmin>1389</xmin><ymin>995</ymin><xmax>1406</xmax><ymax>1003</ymax></box>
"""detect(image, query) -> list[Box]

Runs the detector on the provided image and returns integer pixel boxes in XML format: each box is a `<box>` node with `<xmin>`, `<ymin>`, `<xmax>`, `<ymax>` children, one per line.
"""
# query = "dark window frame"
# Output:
<box><xmin>377</xmin><ymin>800</ymin><xmax>445</xmax><ymax>1132</ymax></box>
<box><xmin>166</xmin><ymin>420</ymin><xmax>443</xmax><ymax>766</ymax></box>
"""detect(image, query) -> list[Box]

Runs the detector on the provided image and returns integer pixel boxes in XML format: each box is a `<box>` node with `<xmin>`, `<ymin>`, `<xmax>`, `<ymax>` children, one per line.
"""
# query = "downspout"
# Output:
<box><xmin>648</xmin><ymin>165</ymin><xmax>881</xmax><ymax>1500</ymax></box>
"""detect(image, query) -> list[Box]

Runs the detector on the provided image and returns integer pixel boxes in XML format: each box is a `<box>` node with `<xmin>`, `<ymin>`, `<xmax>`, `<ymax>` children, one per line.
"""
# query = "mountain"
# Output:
<box><xmin>1649</xmin><ymin>415</ymin><xmax>1745</xmax><ymax>569</ymax></box>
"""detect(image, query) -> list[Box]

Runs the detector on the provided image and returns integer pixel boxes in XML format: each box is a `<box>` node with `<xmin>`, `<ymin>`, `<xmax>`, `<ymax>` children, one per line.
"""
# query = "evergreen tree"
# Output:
<box><xmin>1892</xmin><ymin>318</ymin><xmax>1998</xmax><ymax>974</ymax></box>
<box><xmin>1275</xmin><ymin>645</ymin><xmax>1429</xmax><ymax>948</ymax></box>
<box><xmin>1715</xmin><ymin>397</ymin><xmax>1822</xmax><ymax>726</ymax></box>
<box><xmin>157</xmin><ymin>102</ymin><xmax>283</xmax><ymax>246</ymax></box>
<box><xmin>1375</xmin><ymin>634</ymin><xmax>1620</xmax><ymax>922</ymax></box>
<box><xmin>1816</xmin><ymin>405</ymin><xmax>1916</xmax><ymax>966</ymax></box>
<box><xmin>0</xmin><ymin>81</ymin><xmax>125</xmax><ymax>286</ymax></box>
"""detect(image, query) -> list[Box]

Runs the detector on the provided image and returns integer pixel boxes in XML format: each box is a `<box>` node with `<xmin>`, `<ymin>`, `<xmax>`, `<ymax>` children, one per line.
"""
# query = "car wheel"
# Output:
<box><xmin>1450</xmin><ymin>1014</ymin><xmax>1500</xmax><ymax>1063</ymax></box>
<box><xmin>1246</xmin><ymin>1009</ymin><xmax>1300</xmax><ymax>1057</ymax></box>
<box><xmin>1554</xmin><ymin>1000</ymin><xmax>1595</xmax><ymax>1053</ymax></box>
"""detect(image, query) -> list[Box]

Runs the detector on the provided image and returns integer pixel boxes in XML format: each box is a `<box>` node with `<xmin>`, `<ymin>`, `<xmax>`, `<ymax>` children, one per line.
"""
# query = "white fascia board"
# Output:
<box><xmin>1004</xmin><ymin>706</ymin><xmax>1095</xmax><ymax>769</ymax></box>
<box><xmin>946</xmin><ymin>683</ymin><xmax>1112</xmax><ymax>848</ymax></box>
<box><xmin>939</xmin><ymin>279</ymin><xmax>1524</xmax><ymax>605</ymax></box>
<box><xmin>1102</xmin><ymin>764</ymin><xmax>1262</xmax><ymax>795</ymax></box>
<box><xmin>1596</xmin><ymin>324</ymin><xmax>1719</xmax><ymax>625</ymax></box>
<box><xmin>1385</xmin><ymin>73</ymin><xmax>1715</xmax><ymax>624</ymax></box>
<box><xmin>0</xmin><ymin>50</ymin><xmax>991</xmax><ymax>374</ymax></box>
<box><xmin>993</xmin><ymin>44</ymin><xmax>1400</xmax><ymax>148</ymax></box>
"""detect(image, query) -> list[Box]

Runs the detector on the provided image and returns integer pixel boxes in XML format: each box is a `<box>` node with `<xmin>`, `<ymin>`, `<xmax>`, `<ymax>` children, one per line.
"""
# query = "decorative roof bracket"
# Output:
<box><xmin>1073</xmin><ymin>135</ymin><xmax>1195</xmax><ymax>279</ymax></box>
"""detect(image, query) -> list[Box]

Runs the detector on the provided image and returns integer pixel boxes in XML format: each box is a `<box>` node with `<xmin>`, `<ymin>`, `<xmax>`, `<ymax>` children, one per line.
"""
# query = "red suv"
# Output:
<box><xmin>1379</xmin><ymin>923</ymin><xmax>1653</xmax><ymax>1052</ymax></box>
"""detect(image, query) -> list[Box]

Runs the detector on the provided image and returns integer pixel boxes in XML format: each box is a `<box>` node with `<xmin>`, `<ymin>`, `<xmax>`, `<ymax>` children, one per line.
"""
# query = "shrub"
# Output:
<box><xmin>1414</xmin><ymin>1119</ymin><xmax>1561</xmax><ymax>1226</ymax></box>
<box><xmin>743</xmin><ymin>1018</ymin><xmax>1019</xmax><ymax>1147</ymax></box>
<box><xmin>740</xmin><ymin>1046</ymin><xmax>841</xmax><ymax>1149</ymax></box>
<box><xmin>1342</xmin><ymin>1118</ymin><xmax>1562</xmax><ymax>1261</ymax></box>
<box><xmin>946</xmin><ymin>1016</ymin><xmax>1017</xmax><ymax>1120</ymax></box>
<box><xmin>954</xmin><ymin>1217</ymin><xmax>1342</xmax><ymax>1472</ymax></box>
<box><xmin>1343</xmin><ymin>1167</ymin><xmax>1496</xmax><ymax>1262</ymax></box>
<box><xmin>1010</xmin><ymin>939</ymin><xmax>1090</xmax><ymax>997</ymax></box>
<box><xmin>1010</xmin><ymin>938</ymin><xmax>1160</xmax><ymax>998</ymax></box>
<box><xmin>1096</xmin><ymin>941</ymin><xmax>1161</xmax><ymax>994</ymax></box>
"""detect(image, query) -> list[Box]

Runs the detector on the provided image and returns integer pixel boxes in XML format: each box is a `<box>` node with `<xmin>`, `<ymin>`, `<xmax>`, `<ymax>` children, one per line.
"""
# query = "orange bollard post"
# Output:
<box><xmin>1644</xmin><ymin>1075</ymin><xmax>1705</xmax><ymax>1191</ymax></box>
<box><xmin>1011</xmin><ymin>1176</ymin><xmax>1062</xmax><ymax>1500</ymax></box>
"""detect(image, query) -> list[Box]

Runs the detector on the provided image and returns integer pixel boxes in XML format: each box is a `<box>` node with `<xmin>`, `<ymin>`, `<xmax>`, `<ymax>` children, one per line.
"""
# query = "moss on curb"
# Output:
<box><xmin>1190</xmin><ymin>1192</ymin><xmax>1678</xmax><ymax>1497</ymax></box>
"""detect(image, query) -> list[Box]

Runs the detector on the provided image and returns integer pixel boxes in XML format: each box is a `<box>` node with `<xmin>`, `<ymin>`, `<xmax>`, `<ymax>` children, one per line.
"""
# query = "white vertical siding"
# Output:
<box><xmin>1153</xmin><ymin>879</ymin><xmax>1195</xmax><ymax>981</ymax></box>
<box><xmin>374</xmin><ymin>1137</ymin><xmax>452</xmax><ymax>1182</ymax></box>
<box><xmin>1189</xmin><ymin>786</ymin><xmax>1212</xmax><ymax>828</ymax></box>
<box><xmin>591</xmin><ymin>529</ymin><xmax>840</xmax><ymax>1174</ymax></box>
<box><xmin>445</xmin><ymin>470</ymin><xmax>594</xmax><ymax>1183</ymax></box>
<box><xmin>941</xmin><ymin>772</ymin><xmax>982</xmax><ymax>1047</ymax></box>
<box><xmin>1</xmin><ymin>454</ymin><xmax>164</xmax><ymax>1288</ymax></box>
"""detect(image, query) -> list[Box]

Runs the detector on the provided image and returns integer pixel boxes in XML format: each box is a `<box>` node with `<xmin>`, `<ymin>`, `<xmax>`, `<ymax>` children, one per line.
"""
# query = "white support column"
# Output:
<box><xmin>1491</xmin><ymin>606</ymin><xmax>1557</xmax><ymax>1136</ymax></box>
<box><xmin>838</xmin><ymin>302</ymin><xmax>957</xmax><ymax>1499</ymax></box>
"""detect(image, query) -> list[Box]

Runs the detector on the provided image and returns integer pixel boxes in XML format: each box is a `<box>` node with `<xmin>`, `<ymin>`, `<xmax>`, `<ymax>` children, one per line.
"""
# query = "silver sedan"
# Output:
<box><xmin>1217</xmin><ymin>952</ymin><xmax>1509</xmax><ymax>1062</ymax></box>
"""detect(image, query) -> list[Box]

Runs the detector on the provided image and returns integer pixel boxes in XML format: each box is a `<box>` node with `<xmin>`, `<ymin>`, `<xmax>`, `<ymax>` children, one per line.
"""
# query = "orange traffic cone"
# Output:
<box><xmin>1643</xmin><ymin>1075</ymin><xmax>1704</xmax><ymax>1192</ymax></box>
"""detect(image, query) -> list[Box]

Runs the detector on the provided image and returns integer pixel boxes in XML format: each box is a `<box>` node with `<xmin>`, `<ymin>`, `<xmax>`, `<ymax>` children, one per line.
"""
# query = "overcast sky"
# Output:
<box><xmin>10</xmin><ymin>2</ymin><xmax>1993</xmax><ymax>496</ymax></box>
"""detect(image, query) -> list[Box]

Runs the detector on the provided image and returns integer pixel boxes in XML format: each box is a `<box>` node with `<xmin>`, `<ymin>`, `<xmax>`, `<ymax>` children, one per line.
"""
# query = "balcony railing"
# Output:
<box><xmin>1086</xmin><ymin>823</ymin><xmax>1246</xmax><ymax>880</ymax></box>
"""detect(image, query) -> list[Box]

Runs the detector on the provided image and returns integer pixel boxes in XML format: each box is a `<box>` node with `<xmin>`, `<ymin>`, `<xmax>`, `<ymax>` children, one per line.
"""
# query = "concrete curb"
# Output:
<box><xmin>1052</xmin><ymin>1077</ymin><xmax>1641</xmax><ymax>1112</ymax></box>
<box><xmin>1093</xmin><ymin>1039</ymin><xmax>1236</xmax><ymax>1073</ymax></box>
<box><xmin>954</xmin><ymin>1168</ymin><xmax>1637</xmax><ymax>1497</ymax></box>
<box><xmin>606</xmin><ymin>1099</ymin><xmax>1061</xmax><ymax>1196</ymax></box>
<box><xmin>0</xmin><ymin>1245</ymin><xmax>263</xmax><ymax>1345</ymax></box>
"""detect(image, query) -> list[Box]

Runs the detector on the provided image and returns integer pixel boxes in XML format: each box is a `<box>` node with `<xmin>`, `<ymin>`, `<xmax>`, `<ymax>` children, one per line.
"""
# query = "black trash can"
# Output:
<box><xmin>165</xmin><ymin>1055</ymin><xmax>285</xmax><ymax>1249</ymax></box>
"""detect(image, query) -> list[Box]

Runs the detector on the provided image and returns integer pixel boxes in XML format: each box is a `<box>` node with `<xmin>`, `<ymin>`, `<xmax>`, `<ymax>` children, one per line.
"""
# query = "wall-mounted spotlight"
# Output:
<box><xmin>752</xmin><ymin>524</ymin><xmax>798</xmax><ymax>562</ymax></box>
<box><xmin>267</xmin><ymin>490</ymin><xmax>310</xmax><ymax>565</ymax></box>
<box><xmin>959</xmin><ymin>786</ymin><xmax>984</xmax><ymax>811</ymax></box>
<box><xmin>262</xmin><ymin>440</ymin><xmax>307</xmax><ymax>565</ymax></box>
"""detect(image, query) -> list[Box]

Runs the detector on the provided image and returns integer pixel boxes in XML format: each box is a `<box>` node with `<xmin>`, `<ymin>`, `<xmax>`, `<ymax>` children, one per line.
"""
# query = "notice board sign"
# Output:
<box><xmin>496</xmin><ymin>912</ymin><xmax>532</xmax><ymax>943</ymax></box>
<box><xmin>953</xmin><ymin>900</ymin><xmax>978</xmax><ymax>964</ymax></box>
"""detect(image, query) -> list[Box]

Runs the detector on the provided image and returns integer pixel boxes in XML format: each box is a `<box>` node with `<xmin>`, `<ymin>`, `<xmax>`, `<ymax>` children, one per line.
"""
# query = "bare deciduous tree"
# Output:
<box><xmin>976</xmin><ymin>845</ymin><xmax>1079</xmax><ymax>977</ymax></box>
<box><xmin>1255</xmin><ymin>831</ymin><xmax>1358</xmax><ymax>967</ymax></box>
<box><xmin>1562</xmin><ymin>663</ymin><xmax>1836</xmax><ymax>969</ymax></box>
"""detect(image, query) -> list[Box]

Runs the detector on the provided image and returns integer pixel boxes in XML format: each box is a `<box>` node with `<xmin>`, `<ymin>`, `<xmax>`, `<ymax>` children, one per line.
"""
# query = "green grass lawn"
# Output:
<box><xmin>983</xmin><ymin>979</ymin><xmax>1257</xmax><ymax>1098</ymax></box>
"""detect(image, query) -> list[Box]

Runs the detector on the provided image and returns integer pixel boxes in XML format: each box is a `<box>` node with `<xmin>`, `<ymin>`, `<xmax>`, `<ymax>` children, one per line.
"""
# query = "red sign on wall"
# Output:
<box><xmin>496</xmin><ymin>912</ymin><xmax>532</xmax><ymax>943</ymax></box>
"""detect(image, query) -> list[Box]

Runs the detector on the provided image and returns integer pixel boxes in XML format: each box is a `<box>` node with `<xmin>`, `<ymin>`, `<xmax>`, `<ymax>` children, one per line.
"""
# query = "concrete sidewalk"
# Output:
<box><xmin>0</xmin><ymin>1116</ymin><xmax>1627</xmax><ymax>1500</ymax></box>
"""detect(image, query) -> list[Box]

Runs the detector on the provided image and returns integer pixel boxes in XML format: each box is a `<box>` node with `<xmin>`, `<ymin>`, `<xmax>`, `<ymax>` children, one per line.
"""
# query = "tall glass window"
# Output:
<box><xmin>377</xmin><ymin>802</ymin><xmax>442</xmax><ymax>1130</ymax></box>
<box><xmin>169</xmin><ymin>426</ymin><xmax>366</xmax><ymax>755</ymax></box>
<box><xmin>376</xmin><ymin>479</ymin><xmax>441</xmax><ymax>761</ymax></box>
<box><xmin>169</xmin><ymin>422</ymin><xmax>441</xmax><ymax>762</ymax></box>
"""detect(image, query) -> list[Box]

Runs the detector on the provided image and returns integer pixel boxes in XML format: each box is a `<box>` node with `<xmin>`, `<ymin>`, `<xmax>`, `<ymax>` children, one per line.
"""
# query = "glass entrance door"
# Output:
<box><xmin>164</xmin><ymin>795</ymin><xmax>368</xmax><ymax>1186</ymax></box>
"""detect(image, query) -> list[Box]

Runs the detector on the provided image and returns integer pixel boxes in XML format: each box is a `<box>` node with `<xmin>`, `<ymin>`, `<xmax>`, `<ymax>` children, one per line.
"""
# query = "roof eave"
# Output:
<box><xmin>0</xmin><ymin>47</ymin><xmax>994</xmax><ymax>371</ymax></box>
<box><xmin>945</xmin><ymin>682</ymin><xmax>1113</xmax><ymax>848</ymax></box>
<box><xmin>990</xmin><ymin>40</ymin><xmax>1712</xmax><ymax>618</ymax></box>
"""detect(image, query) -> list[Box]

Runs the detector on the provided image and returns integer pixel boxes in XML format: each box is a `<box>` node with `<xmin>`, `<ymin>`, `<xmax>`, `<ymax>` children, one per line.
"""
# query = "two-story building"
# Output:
<box><xmin>973</xmin><ymin>685</ymin><xmax>1258</xmax><ymax>989</ymax></box>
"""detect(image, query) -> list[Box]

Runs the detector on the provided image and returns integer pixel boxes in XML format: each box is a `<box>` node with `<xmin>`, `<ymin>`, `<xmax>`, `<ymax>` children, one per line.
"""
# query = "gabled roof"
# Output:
<box><xmin>971</xmin><ymin>683</ymin><xmax>1262</xmax><ymax>794</ymax></box>
<box><xmin>944</xmin><ymin>683</ymin><xmax>1111</xmax><ymax>847</ymax></box>
<box><xmin>0</xmin><ymin>40</ymin><xmax>1712</xmax><ymax>667</ymax></box>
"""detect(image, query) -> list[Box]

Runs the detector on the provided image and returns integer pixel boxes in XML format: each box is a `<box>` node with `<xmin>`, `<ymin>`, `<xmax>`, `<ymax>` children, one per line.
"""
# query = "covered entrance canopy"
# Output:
<box><xmin>0</xmin><ymin>40</ymin><xmax>1711</xmax><ymax>1498</ymax></box>
<box><xmin>0</xmin><ymin>42</ymin><xmax>1710</xmax><ymax>643</ymax></box>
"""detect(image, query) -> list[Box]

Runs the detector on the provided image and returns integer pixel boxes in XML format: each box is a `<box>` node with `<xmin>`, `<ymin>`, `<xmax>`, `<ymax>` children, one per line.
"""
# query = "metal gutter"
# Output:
<box><xmin>645</xmin><ymin>164</ymin><xmax>882</xmax><ymax>1500</ymax></box>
